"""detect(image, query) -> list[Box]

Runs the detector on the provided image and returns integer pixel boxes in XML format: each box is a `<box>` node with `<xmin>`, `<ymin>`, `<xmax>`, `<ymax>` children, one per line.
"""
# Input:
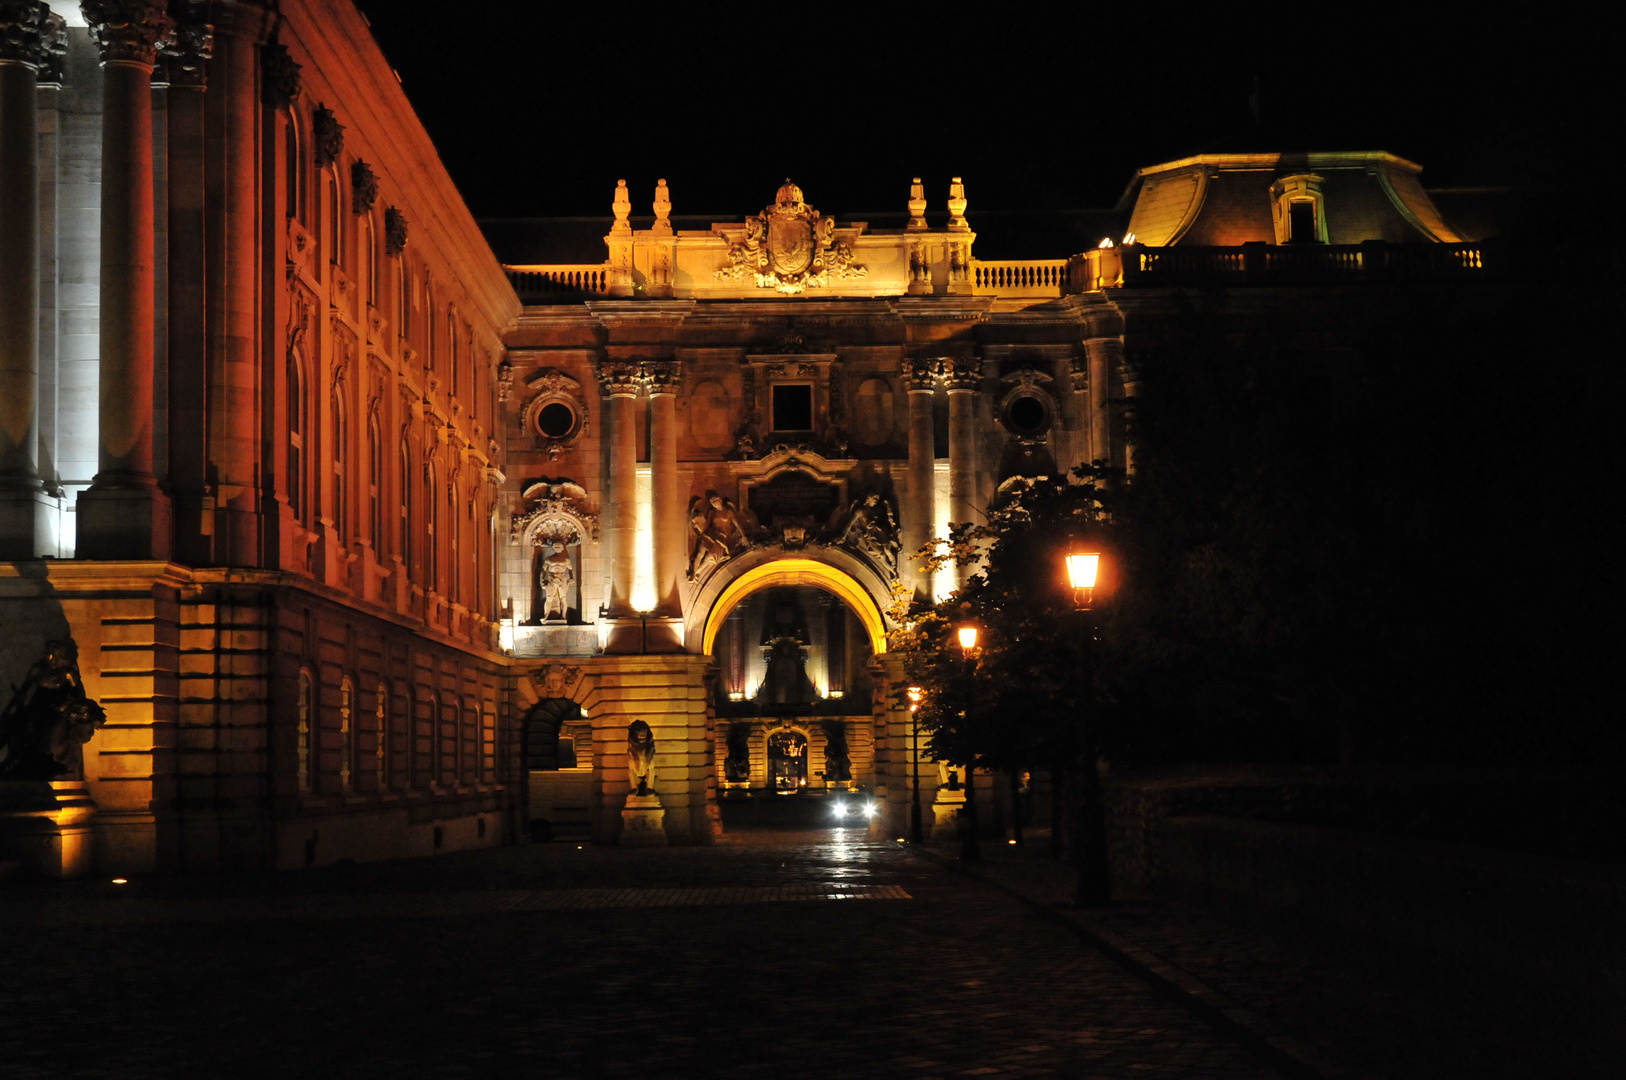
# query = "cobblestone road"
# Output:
<box><xmin>0</xmin><ymin>830</ymin><xmax>1280</xmax><ymax>1079</ymax></box>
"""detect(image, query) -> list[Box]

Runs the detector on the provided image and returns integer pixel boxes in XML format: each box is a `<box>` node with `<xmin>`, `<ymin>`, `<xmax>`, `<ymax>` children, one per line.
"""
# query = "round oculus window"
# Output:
<box><xmin>536</xmin><ymin>401</ymin><xmax>576</xmax><ymax>439</ymax></box>
<box><xmin>1006</xmin><ymin>395</ymin><xmax>1048</xmax><ymax>435</ymax></box>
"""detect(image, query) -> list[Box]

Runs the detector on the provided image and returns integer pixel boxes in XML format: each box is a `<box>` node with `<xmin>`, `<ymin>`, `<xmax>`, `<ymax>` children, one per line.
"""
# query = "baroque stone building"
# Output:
<box><xmin>0</xmin><ymin>0</ymin><xmax>1499</xmax><ymax>872</ymax></box>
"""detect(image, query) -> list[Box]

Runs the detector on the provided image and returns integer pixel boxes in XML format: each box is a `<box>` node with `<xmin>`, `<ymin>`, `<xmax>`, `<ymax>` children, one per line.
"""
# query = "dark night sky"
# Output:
<box><xmin>359</xmin><ymin>3</ymin><xmax>1584</xmax><ymax>224</ymax></box>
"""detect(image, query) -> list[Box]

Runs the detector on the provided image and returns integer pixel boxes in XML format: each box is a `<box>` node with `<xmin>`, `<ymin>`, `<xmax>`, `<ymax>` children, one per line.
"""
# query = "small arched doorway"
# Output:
<box><xmin>523</xmin><ymin>697</ymin><xmax>592</xmax><ymax>841</ymax></box>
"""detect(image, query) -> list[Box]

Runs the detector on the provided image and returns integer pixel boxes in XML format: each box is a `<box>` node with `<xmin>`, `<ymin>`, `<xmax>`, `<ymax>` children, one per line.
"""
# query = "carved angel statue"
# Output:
<box><xmin>687</xmin><ymin>491</ymin><xmax>753</xmax><ymax>581</ymax></box>
<box><xmin>835</xmin><ymin>493</ymin><xmax>902</xmax><ymax>573</ymax></box>
<box><xmin>627</xmin><ymin>720</ymin><xmax>656</xmax><ymax>795</ymax></box>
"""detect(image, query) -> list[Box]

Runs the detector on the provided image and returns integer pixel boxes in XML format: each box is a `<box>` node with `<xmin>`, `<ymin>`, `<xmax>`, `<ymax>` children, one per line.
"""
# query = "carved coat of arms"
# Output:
<box><xmin>717</xmin><ymin>181</ymin><xmax>868</xmax><ymax>294</ymax></box>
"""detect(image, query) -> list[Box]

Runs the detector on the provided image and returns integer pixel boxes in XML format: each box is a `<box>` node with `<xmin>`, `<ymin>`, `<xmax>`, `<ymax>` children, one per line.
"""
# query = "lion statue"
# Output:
<box><xmin>626</xmin><ymin>719</ymin><xmax>656</xmax><ymax>796</ymax></box>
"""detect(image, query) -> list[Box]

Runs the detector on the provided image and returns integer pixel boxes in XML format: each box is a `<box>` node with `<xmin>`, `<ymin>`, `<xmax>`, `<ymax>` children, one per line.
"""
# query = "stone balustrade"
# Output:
<box><xmin>970</xmin><ymin>258</ymin><xmax>1068</xmax><ymax>298</ymax></box>
<box><xmin>507</xmin><ymin>264</ymin><xmax>611</xmax><ymax>301</ymax></box>
<box><xmin>1074</xmin><ymin>240</ymin><xmax>1499</xmax><ymax>291</ymax></box>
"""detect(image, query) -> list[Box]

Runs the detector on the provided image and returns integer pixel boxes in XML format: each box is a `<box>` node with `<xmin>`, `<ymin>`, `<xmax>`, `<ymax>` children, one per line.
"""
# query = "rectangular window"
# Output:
<box><xmin>771</xmin><ymin>384</ymin><xmax>814</xmax><ymax>432</ymax></box>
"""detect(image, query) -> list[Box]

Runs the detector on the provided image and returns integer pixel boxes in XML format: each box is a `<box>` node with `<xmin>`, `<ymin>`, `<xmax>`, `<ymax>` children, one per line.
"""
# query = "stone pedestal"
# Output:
<box><xmin>0</xmin><ymin>779</ymin><xmax>98</xmax><ymax>879</ymax></box>
<box><xmin>620</xmin><ymin>792</ymin><xmax>667</xmax><ymax>846</ymax></box>
<box><xmin>930</xmin><ymin>785</ymin><xmax>965</xmax><ymax>843</ymax></box>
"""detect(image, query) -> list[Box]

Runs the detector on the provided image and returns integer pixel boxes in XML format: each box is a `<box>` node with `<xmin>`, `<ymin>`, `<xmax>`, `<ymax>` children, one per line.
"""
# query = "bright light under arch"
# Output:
<box><xmin>701</xmin><ymin>558</ymin><xmax>887</xmax><ymax>657</ymax></box>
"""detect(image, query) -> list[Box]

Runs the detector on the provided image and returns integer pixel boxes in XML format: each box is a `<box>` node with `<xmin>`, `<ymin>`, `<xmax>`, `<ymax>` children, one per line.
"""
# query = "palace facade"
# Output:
<box><xmin>0</xmin><ymin>0</ymin><xmax>1498</xmax><ymax>873</ymax></box>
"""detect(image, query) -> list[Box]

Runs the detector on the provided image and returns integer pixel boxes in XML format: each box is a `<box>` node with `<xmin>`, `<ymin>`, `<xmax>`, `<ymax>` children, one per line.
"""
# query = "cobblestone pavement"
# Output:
<box><xmin>0</xmin><ymin>829</ymin><xmax>1282</xmax><ymax>1080</ymax></box>
<box><xmin>927</xmin><ymin>837</ymin><xmax>1570</xmax><ymax>1080</ymax></box>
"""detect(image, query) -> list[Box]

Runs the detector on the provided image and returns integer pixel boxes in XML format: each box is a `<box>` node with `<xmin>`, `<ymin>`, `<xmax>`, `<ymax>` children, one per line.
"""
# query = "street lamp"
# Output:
<box><xmin>1065</xmin><ymin>545</ymin><xmax>1110</xmax><ymax>906</ymax></box>
<box><xmin>907</xmin><ymin>686</ymin><xmax>924</xmax><ymax>843</ymax></box>
<box><xmin>956</xmin><ymin>623</ymin><xmax>981</xmax><ymax>862</ymax></box>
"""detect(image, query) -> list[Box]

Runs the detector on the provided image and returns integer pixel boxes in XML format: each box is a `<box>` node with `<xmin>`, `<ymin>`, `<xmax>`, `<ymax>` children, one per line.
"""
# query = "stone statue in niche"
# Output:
<box><xmin>540</xmin><ymin>542</ymin><xmax>574</xmax><ymax>623</ymax></box>
<box><xmin>821</xmin><ymin>720</ymin><xmax>852</xmax><ymax>783</ymax></box>
<box><xmin>0</xmin><ymin>640</ymin><xmax>107</xmax><ymax>781</ymax></box>
<box><xmin>687</xmin><ymin>491</ymin><xmax>754</xmax><ymax>582</ymax></box>
<box><xmin>626</xmin><ymin>720</ymin><xmax>656</xmax><ymax>795</ymax></box>
<box><xmin>724</xmin><ymin>723</ymin><xmax>751</xmax><ymax>783</ymax></box>
<box><xmin>834</xmin><ymin>493</ymin><xmax>901</xmax><ymax>574</ymax></box>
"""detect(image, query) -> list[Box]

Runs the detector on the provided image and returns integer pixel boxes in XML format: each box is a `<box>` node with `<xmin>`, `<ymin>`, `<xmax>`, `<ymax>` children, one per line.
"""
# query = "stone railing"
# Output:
<box><xmin>506</xmin><ymin>264</ymin><xmax>612</xmax><ymax>302</ymax></box>
<box><xmin>971</xmin><ymin>258</ymin><xmax>1068</xmax><ymax>299</ymax></box>
<box><xmin>1075</xmin><ymin>241</ymin><xmax>1499</xmax><ymax>291</ymax></box>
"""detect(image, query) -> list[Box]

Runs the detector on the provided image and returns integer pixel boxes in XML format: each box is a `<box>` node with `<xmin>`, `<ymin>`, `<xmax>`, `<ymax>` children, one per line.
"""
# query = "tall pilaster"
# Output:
<box><xmin>205</xmin><ymin>0</ymin><xmax>265</xmax><ymax>565</ymax></box>
<box><xmin>162</xmin><ymin>10</ymin><xmax>210</xmax><ymax>564</ymax></box>
<box><xmin>943</xmin><ymin>356</ymin><xmax>982</xmax><ymax>588</ymax></box>
<box><xmin>1083</xmin><ymin>337</ymin><xmax>1120</xmax><ymax>470</ymax></box>
<box><xmin>598</xmin><ymin>361</ymin><xmax>641</xmax><ymax>618</ymax></box>
<box><xmin>0</xmin><ymin>1</ymin><xmax>55</xmax><ymax>557</ymax></box>
<box><xmin>76</xmin><ymin>0</ymin><xmax>175</xmax><ymax>560</ymax></box>
<box><xmin>902</xmin><ymin>358</ymin><xmax>937</xmax><ymax>603</ymax></box>
<box><xmin>645</xmin><ymin>360</ymin><xmax>683</xmax><ymax>617</ymax></box>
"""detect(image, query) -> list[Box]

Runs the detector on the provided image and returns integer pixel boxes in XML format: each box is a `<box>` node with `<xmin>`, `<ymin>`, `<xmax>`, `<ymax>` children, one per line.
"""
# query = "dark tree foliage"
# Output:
<box><xmin>895</xmin><ymin>274</ymin><xmax>1620</xmax><ymax>778</ymax></box>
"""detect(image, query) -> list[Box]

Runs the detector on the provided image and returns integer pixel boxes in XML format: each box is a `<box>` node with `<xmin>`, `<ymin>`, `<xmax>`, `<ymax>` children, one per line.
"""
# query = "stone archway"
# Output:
<box><xmin>690</xmin><ymin>551</ymin><xmax>891</xmax><ymax>657</ymax></box>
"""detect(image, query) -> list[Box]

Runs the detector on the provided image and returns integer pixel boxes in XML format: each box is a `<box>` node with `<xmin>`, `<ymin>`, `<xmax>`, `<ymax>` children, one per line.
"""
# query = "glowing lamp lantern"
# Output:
<box><xmin>1066</xmin><ymin>551</ymin><xmax>1101</xmax><ymax>610</ymax></box>
<box><xmin>956</xmin><ymin>625</ymin><xmax>978</xmax><ymax>654</ymax></box>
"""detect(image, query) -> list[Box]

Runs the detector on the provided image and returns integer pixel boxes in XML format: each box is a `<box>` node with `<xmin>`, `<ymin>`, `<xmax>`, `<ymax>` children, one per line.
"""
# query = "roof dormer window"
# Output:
<box><xmin>1271</xmin><ymin>173</ymin><xmax>1328</xmax><ymax>245</ymax></box>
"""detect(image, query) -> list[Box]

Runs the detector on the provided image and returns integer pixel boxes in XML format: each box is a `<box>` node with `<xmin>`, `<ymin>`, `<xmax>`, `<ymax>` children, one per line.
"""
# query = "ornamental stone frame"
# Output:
<box><xmin>519</xmin><ymin>368</ymin><xmax>589</xmax><ymax>460</ymax></box>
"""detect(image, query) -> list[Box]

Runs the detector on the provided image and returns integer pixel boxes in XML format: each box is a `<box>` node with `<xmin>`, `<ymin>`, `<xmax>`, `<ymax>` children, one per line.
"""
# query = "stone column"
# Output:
<box><xmin>598</xmin><ymin>361</ymin><xmax>641</xmax><ymax>618</ymax></box>
<box><xmin>76</xmin><ymin>0</ymin><xmax>175</xmax><ymax>560</ymax></box>
<box><xmin>902</xmin><ymin>358</ymin><xmax>937</xmax><ymax>603</ymax></box>
<box><xmin>204</xmin><ymin>0</ymin><xmax>265</xmax><ymax>565</ymax></box>
<box><xmin>645</xmin><ymin>360</ymin><xmax>683</xmax><ymax>617</ymax></box>
<box><xmin>943</xmin><ymin>356</ymin><xmax>982</xmax><ymax>588</ymax></box>
<box><xmin>1083</xmin><ymin>337</ymin><xmax>1120</xmax><ymax>471</ymax></box>
<box><xmin>162</xmin><ymin>14</ymin><xmax>209</xmax><ymax>564</ymax></box>
<box><xmin>0</xmin><ymin>1</ymin><xmax>55</xmax><ymax>558</ymax></box>
<box><xmin>1067</xmin><ymin>353</ymin><xmax>1091</xmax><ymax>470</ymax></box>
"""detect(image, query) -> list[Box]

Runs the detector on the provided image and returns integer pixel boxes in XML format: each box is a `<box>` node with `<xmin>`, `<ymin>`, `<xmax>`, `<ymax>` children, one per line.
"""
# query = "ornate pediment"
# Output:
<box><xmin>714</xmin><ymin>181</ymin><xmax>868</xmax><ymax>295</ymax></box>
<box><xmin>512</xmin><ymin>480</ymin><xmax>599</xmax><ymax>545</ymax></box>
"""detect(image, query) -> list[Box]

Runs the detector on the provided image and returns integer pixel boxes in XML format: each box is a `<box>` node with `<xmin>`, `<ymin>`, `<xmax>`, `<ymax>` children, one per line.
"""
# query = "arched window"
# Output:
<box><xmin>363</xmin><ymin>212</ymin><xmax>378</xmax><ymax>308</ymax></box>
<box><xmin>447</xmin><ymin>308</ymin><xmax>459</xmax><ymax>398</ymax></box>
<box><xmin>404</xmin><ymin>683</ymin><xmax>418</xmax><ymax>789</ymax></box>
<box><xmin>399</xmin><ymin>438</ymin><xmax>413</xmax><ymax>574</ymax></box>
<box><xmin>367</xmin><ymin>409</ymin><xmax>383</xmax><ymax>552</ymax></box>
<box><xmin>426</xmin><ymin>461</ymin><xmax>439</xmax><ymax>593</ymax></box>
<box><xmin>286</xmin><ymin>353</ymin><xmax>304</xmax><ymax>522</ymax></box>
<box><xmin>285</xmin><ymin>113</ymin><xmax>303</xmax><ymax>221</ymax></box>
<box><xmin>326</xmin><ymin>166</ymin><xmax>342</xmax><ymax>266</ymax></box>
<box><xmin>331</xmin><ymin>388</ymin><xmax>347</xmax><ymax>544</ymax></box>
<box><xmin>426</xmin><ymin>302</ymin><xmax>436</xmax><ymax>372</ymax></box>
<box><xmin>435</xmin><ymin>696</ymin><xmax>450</xmax><ymax>788</ymax></box>
<box><xmin>297</xmin><ymin>669</ymin><xmax>313</xmax><ymax>791</ymax></box>
<box><xmin>448</xmin><ymin>483</ymin><xmax>460</xmax><ymax>602</ymax></box>
<box><xmin>339</xmin><ymin>675</ymin><xmax>354</xmax><ymax>790</ymax></box>
<box><xmin>398</xmin><ymin>261</ymin><xmax>411</xmax><ymax>342</ymax></box>
<box><xmin>375</xmin><ymin>679</ymin><xmax>389</xmax><ymax>788</ymax></box>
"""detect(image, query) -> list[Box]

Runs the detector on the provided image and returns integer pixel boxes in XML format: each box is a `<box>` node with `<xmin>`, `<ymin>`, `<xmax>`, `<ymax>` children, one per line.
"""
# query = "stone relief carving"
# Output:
<box><xmin>714</xmin><ymin>181</ymin><xmax>867</xmax><ymax>294</ymax></box>
<box><xmin>351</xmin><ymin>160</ymin><xmax>378</xmax><ymax>214</ymax></box>
<box><xmin>832</xmin><ymin>492</ymin><xmax>901</xmax><ymax>574</ymax></box>
<box><xmin>496</xmin><ymin>359</ymin><xmax>514</xmax><ymax>403</ymax></box>
<box><xmin>687</xmin><ymin>491</ymin><xmax>755</xmax><ymax>583</ymax></box>
<box><xmin>383</xmin><ymin>206</ymin><xmax>408</xmax><ymax>255</ymax></box>
<box><xmin>311</xmin><ymin>103</ymin><xmax>344</xmax><ymax>168</ymax></box>
<box><xmin>0</xmin><ymin>2</ymin><xmax>54</xmax><ymax>68</ymax></box>
<box><xmin>533</xmin><ymin>664</ymin><xmax>583</xmax><ymax>699</ymax></box>
<box><xmin>160</xmin><ymin>16</ymin><xmax>211</xmax><ymax>88</ymax></box>
<box><xmin>83</xmin><ymin>0</ymin><xmax>175</xmax><ymax>65</ymax></box>
<box><xmin>260</xmin><ymin>39</ymin><xmax>301</xmax><ymax>108</ymax></box>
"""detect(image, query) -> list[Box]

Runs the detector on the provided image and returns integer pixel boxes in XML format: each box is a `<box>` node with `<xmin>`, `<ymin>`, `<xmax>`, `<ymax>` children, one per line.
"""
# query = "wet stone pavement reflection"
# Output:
<box><xmin>0</xmin><ymin>830</ymin><xmax>1279</xmax><ymax>1079</ymax></box>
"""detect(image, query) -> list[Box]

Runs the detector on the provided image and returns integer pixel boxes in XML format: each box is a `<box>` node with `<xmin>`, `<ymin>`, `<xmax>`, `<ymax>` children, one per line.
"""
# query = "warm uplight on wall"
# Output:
<box><xmin>728</xmin><ymin>691</ymin><xmax>745</xmax><ymax>702</ymax></box>
<box><xmin>634</xmin><ymin>465</ymin><xmax>654</xmax><ymax>611</ymax></box>
<box><xmin>1122</xmin><ymin>232</ymin><xmax>1136</xmax><ymax>245</ymax></box>
<box><xmin>1098</xmin><ymin>237</ymin><xmax>1114</xmax><ymax>249</ymax></box>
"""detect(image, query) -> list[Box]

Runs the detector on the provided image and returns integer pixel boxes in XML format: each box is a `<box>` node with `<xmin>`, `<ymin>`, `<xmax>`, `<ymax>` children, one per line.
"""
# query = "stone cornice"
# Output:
<box><xmin>886</xmin><ymin>296</ymin><xmax>993</xmax><ymax>323</ymax></box>
<box><xmin>277</xmin><ymin>0</ymin><xmax>521</xmax><ymax>336</ymax></box>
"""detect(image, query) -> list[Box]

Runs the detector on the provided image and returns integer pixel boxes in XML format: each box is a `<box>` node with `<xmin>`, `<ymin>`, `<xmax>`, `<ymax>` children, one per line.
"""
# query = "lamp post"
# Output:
<box><xmin>907</xmin><ymin>686</ymin><xmax>924</xmax><ymax>844</ymax></box>
<box><xmin>956</xmin><ymin>624</ymin><xmax>981</xmax><ymax>862</ymax></box>
<box><xmin>1066</xmin><ymin>548</ymin><xmax>1111</xmax><ymax>906</ymax></box>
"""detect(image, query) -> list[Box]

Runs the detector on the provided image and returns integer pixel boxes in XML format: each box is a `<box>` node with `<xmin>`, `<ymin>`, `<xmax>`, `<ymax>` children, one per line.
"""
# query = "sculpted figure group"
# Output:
<box><xmin>0</xmin><ymin>640</ymin><xmax>106</xmax><ymax>781</ymax></box>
